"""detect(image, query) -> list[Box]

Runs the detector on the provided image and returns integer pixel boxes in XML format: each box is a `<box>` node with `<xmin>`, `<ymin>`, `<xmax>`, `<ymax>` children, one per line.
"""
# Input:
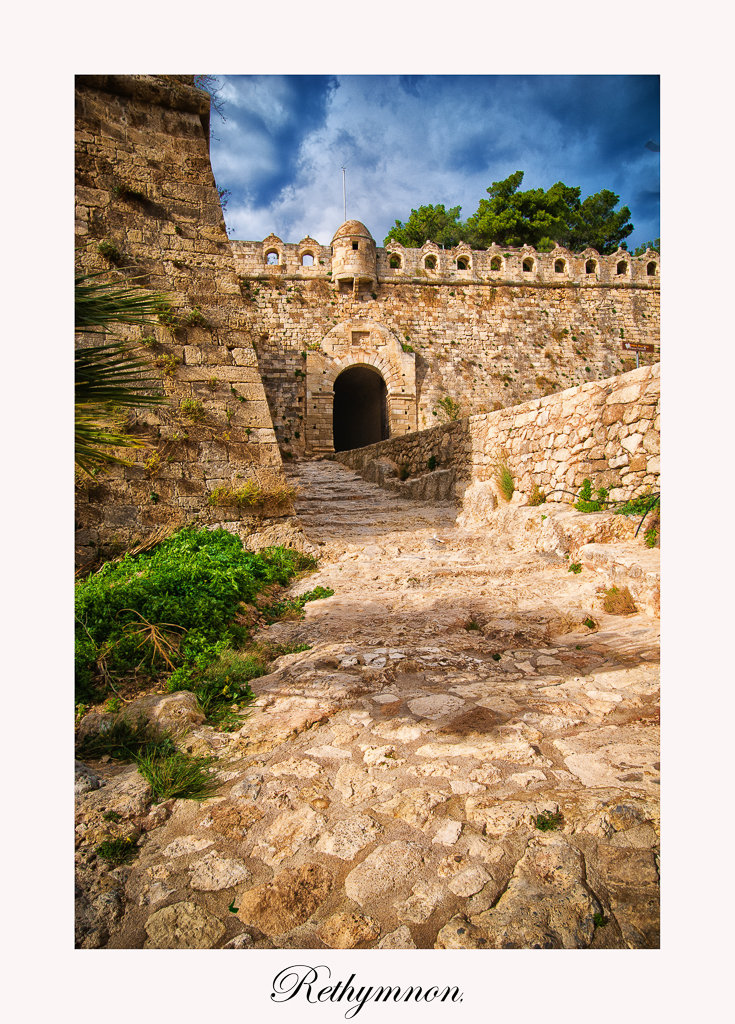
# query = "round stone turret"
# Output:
<box><xmin>331</xmin><ymin>220</ymin><xmax>377</xmax><ymax>294</ymax></box>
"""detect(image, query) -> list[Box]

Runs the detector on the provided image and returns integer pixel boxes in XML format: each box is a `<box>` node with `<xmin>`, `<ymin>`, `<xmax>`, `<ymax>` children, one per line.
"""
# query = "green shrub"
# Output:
<box><xmin>168</xmin><ymin>647</ymin><xmax>259</xmax><ymax>729</ymax></box>
<box><xmin>535</xmin><ymin>810</ymin><xmax>563</xmax><ymax>832</ymax></box>
<box><xmin>574</xmin><ymin>478</ymin><xmax>609</xmax><ymax>512</ymax></box>
<box><xmin>568</xmin><ymin>562</ymin><xmax>582</xmax><ymax>574</ymax></box>
<box><xmin>261</xmin><ymin>586</ymin><xmax>334</xmax><ymax>624</ymax></box>
<box><xmin>96</xmin><ymin>835</ymin><xmax>139</xmax><ymax>865</ymax></box>
<box><xmin>427</xmin><ymin>455</ymin><xmax>438</xmax><ymax>471</ymax></box>
<box><xmin>75</xmin><ymin>528</ymin><xmax>316</xmax><ymax>697</ymax></box>
<box><xmin>168</xmin><ymin>642</ymin><xmax>309</xmax><ymax>729</ymax></box>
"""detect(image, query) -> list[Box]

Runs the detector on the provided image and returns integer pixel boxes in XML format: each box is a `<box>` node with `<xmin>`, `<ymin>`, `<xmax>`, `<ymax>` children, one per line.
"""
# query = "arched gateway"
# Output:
<box><xmin>304</xmin><ymin>319</ymin><xmax>417</xmax><ymax>454</ymax></box>
<box><xmin>333</xmin><ymin>365</ymin><xmax>389</xmax><ymax>452</ymax></box>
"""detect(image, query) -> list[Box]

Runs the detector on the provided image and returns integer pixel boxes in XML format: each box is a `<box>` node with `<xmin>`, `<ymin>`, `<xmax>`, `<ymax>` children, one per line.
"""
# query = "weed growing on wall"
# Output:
<box><xmin>435</xmin><ymin>395</ymin><xmax>462</xmax><ymax>422</ymax></box>
<box><xmin>575</xmin><ymin>478</ymin><xmax>609</xmax><ymax>512</ymax></box>
<box><xmin>180</xmin><ymin>398</ymin><xmax>204</xmax><ymax>420</ymax></box>
<box><xmin>97</xmin><ymin>240</ymin><xmax>124</xmax><ymax>264</ymax></box>
<box><xmin>207</xmin><ymin>483</ymin><xmax>296</xmax><ymax>508</ymax></box>
<box><xmin>527</xmin><ymin>483</ymin><xmax>546</xmax><ymax>506</ymax></box>
<box><xmin>494</xmin><ymin>461</ymin><xmax>515</xmax><ymax>501</ymax></box>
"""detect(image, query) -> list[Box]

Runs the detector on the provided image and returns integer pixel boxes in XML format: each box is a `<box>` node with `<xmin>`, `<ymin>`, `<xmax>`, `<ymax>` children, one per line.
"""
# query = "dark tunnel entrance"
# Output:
<box><xmin>332</xmin><ymin>365</ymin><xmax>389</xmax><ymax>452</ymax></box>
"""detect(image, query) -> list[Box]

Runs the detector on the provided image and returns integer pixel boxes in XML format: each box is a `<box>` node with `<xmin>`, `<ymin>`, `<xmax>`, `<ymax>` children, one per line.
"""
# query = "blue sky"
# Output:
<box><xmin>207</xmin><ymin>74</ymin><xmax>659</xmax><ymax>252</ymax></box>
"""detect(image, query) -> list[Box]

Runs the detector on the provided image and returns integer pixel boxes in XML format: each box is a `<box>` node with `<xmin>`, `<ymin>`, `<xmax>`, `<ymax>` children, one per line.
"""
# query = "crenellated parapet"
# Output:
<box><xmin>230</xmin><ymin>236</ymin><xmax>333</xmax><ymax>277</ymax></box>
<box><xmin>231</xmin><ymin>226</ymin><xmax>659</xmax><ymax>289</ymax></box>
<box><xmin>377</xmin><ymin>239</ymin><xmax>659</xmax><ymax>287</ymax></box>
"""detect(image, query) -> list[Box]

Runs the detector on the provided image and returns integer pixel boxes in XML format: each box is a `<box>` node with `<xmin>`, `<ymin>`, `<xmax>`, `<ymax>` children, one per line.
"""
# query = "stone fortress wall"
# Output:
<box><xmin>74</xmin><ymin>75</ymin><xmax>661</xmax><ymax>567</ymax></box>
<box><xmin>335</xmin><ymin>362</ymin><xmax>660</xmax><ymax>506</ymax></box>
<box><xmin>74</xmin><ymin>75</ymin><xmax>293</xmax><ymax>568</ymax></box>
<box><xmin>231</xmin><ymin>224</ymin><xmax>659</xmax><ymax>458</ymax></box>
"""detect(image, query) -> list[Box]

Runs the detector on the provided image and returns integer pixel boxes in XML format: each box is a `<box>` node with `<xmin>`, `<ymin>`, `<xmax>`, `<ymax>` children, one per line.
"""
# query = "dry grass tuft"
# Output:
<box><xmin>527</xmin><ymin>483</ymin><xmax>546</xmax><ymax>506</ymax></box>
<box><xmin>602</xmin><ymin>586</ymin><xmax>637</xmax><ymax>615</ymax></box>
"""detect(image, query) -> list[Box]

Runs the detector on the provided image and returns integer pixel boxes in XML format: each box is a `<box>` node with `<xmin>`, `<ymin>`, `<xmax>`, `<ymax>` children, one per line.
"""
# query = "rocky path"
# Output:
<box><xmin>76</xmin><ymin>459</ymin><xmax>659</xmax><ymax>949</ymax></box>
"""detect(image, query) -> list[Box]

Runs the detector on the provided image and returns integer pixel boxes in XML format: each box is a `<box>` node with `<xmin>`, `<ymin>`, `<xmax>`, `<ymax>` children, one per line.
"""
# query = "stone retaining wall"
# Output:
<box><xmin>335</xmin><ymin>363</ymin><xmax>660</xmax><ymax>505</ymax></box>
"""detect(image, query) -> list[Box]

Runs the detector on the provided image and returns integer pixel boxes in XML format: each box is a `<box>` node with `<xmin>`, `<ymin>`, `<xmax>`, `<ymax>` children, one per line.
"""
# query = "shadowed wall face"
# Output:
<box><xmin>333</xmin><ymin>366</ymin><xmax>388</xmax><ymax>451</ymax></box>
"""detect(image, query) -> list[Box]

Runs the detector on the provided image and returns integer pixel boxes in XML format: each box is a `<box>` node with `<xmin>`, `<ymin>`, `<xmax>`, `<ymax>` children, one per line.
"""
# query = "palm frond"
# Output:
<box><xmin>75</xmin><ymin>343</ymin><xmax>161</xmax><ymax>408</ymax></box>
<box><xmin>75</xmin><ymin>417</ymin><xmax>145</xmax><ymax>474</ymax></box>
<box><xmin>75</xmin><ymin>272</ymin><xmax>168</xmax><ymax>474</ymax></box>
<box><xmin>75</xmin><ymin>273</ymin><xmax>166</xmax><ymax>330</ymax></box>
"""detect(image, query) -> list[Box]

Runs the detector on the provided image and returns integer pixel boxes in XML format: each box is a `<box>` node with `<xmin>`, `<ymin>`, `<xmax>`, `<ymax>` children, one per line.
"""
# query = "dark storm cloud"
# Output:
<box><xmin>210</xmin><ymin>74</ymin><xmax>659</xmax><ymax>250</ymax></box>
<box><xmin>213</xmin><ymin>75</ymin><xmax>338</xmax><ymax>206</ymax></box>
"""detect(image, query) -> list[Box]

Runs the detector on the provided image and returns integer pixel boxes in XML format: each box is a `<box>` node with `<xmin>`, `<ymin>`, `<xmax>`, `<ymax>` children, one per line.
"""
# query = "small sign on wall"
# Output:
<box><xmin>622</xmin><ymin>341</ymin><xmax>655</xmax><ymax>353</ymax></box>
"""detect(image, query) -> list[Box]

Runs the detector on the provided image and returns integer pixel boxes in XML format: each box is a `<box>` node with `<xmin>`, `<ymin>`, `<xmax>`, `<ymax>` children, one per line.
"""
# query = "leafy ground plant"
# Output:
<box><xmin>75</xmin><ymin>528</ymin><xmax>317</xmax><ymax>702</ymax></box>
<box><xmin>166</xmin><ymin>642</ymin><xmax>307</xmax><ymax>730</ymax></box>
<box><xmin>96</xmin><ymin>835</ymin><xmax>140</xmax><ymax>866</ymax></box>
<box><xmin>261</xmin><ymin>586</ymin><xmax>334</xmax><ymax>624</ymax></box>
<box><xmin>535</xmin><ymin>810</ymin><xmax>563</xmax><ymax>831</ymax></box>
